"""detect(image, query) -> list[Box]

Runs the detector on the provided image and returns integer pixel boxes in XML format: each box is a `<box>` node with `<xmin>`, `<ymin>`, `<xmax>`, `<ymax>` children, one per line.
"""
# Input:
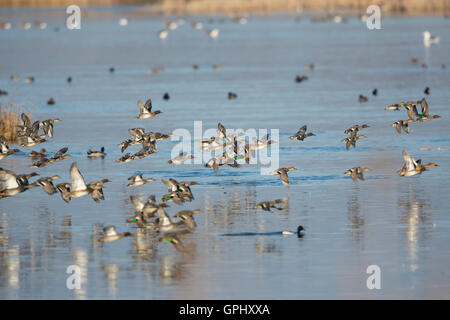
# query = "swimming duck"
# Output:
<box><xmin>397</xmin><ymin>150</ymin><xmax>438</xmax><ymax>177</ymax></box>
<box><xmin>109</xmin><ymin>67</ymin><xmax>115</xmax><ymax>73</ymax></box>
<box><xmin>40</xmin><ymin>119</ymin><xmax>61</xmax><ymax>138</ymax></box>
<box><xmin>87</xmin><ymin>147</ymin><xmax>106</xmax><ymax>158</ymax></box>
<box><xmin>98</xmin><ymin>226</ymin><xmax>132</xmax><ymax>242</ymax></box>
<box><xmin>168</xmin><ymin>152</ymin><xmax>194</xmax><ymax>164</ymax></box>
<box><xmin>163</xmin><ymin>93</ymin><xmax>170</xmax><ymax>100</ymax></box>
<box><xmin>29</xmin><ymin>148</ymin><xmax>47</xmax><ymax>159</ymax></box>
<box><xmin>410</xmin><ymin>58</ymin><xmax>418</xmax><ymax>64</ymax></box>
<box><xmin>344</xmin><ymin>167</ymin><xmax>370</xmax><ymax>181</ymax></box>
<box><xmin>358</xmin><ymin>95</ymin><xmax>368</xmax><ymax>102</ymax></box>
<box><xmin>25</xmin><ymin>76</ymin><xmax>35</xmax><ymax>83</ymax></box>
<box><xmin>424</xmin><ymin>87</ymin><xmax>430</xmax><ymax>95</ymax></box>
<box><xmin>341</xmin><ymin>135</ymin><xmax>366</xmax><ymax>150</ymax></box>
<box><xmin>47</xmin><ymin>98</ymin><xmax>55</xmax><ymax>105</ymax></box>
<box><xmin>191</xmin><ymin>22</ymin><xmax>203</xmax><ymax>29</ymax></box>
<box><xmin>270</xmin><ymin>167</ymin><xmax>296</xmax><ymax>187</ymax></box>
<box><xmin>56</xmin><ymin>183</ymin><xmax>72</xmax><ymax>203</ymax></box>
<box><xmin>295</xmin><ymin>75</ymin><xmax>308</xmax><ymax>83</ymax></box>
<box><xmin>228</xmin><ymin>92</ymin><xmax>238</xmax><ymax>99</ymax></box>
<box><xmin>136</xmin><ymin>99</ymin><xmax>161</xmax><ymax>119</ymax></box>
<box><xmin>416</xmin><ymin>98</ymin><xmax>440</xmax><ymax>122</ymax></box>
<box><xmin>289</xmin><ymin>125</ymin><xmax>315</xmax><ymax>141</ymax></box>
<box><xmin>149</xmin><ymin>66</ymin><xmax>164</xmax><ymax>74</ymax></box>
<box><xmin>0</xmin><ymin>136</ymin><xmax>21</xmax><ymax>160</ymax></box>
<box><xmin>392</xmin><ymin>120</ymin><xmax>413</xmax><ymax>134</ymax></box>
<box><xmin>35</xmin><ymin>175</ymin><xmax>60</xmax><ymax>195</ymax></box>
<box><xmin>253</xmin><ymin>199</ymin><xmax>284</xmax><ymax>211</ymax></box>
<box><xmin>127</xmin><ymin>174</ymin><xmax>154</xmax><ymax>187</ymax></box>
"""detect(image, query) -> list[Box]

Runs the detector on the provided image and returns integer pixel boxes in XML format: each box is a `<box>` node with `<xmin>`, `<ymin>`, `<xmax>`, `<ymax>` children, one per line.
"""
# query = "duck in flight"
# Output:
<box><xmin>136</xmin><ymin>99</ymin><xmax>161</xmax><ymax>119</ymax></box>
<box><xmin>289</xmin><ymin>125</ymin><xmax>315</xmax><ymax>141</ymax></box>
<box><xmin>397</xmin><ymin>150</ymin><xmax>438</xmax><ymax>177</ymax></box>
<box><xmin>270</xmin><ymin>167</ymin><xmax>296</xmax><ymax>187</ymax></box>
<box><xmin>344</xmin><ymin>167</ymin><xmax>371</xmax><ymax>181</ymax></box>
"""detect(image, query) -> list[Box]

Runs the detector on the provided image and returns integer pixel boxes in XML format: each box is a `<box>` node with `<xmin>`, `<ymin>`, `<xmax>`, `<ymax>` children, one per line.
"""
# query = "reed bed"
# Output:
<box><xmin>0</xmin><ymin>106</ymin><xmax>31</xmax><ymax>144</ymax></box>
<box><xmin>1</xmin><ymin>0</ymin><xmax>449</xmax><ymax>16</ymax></box>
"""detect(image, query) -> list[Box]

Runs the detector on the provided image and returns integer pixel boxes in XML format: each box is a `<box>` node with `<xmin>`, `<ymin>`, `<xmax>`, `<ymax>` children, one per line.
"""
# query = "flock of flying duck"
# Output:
<box><xmin>1</xmin><ymin>88</ymin><xmax>441</xmax><ymax>245</ymax></box>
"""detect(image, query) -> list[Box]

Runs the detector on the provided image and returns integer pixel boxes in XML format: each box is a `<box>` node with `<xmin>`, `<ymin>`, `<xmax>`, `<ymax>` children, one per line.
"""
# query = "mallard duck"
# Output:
<box><xmin>344</xmin><ymin>167</ymin><xmax>370</xmax><ymax>181</ymax></box>
<box><xmin>397</xmin><ymin>150</ymin><xmax>438</xmax><ymax>176</ymax></box>
<box><xmin>136</xmin><ymin>99</ymin><xmax>161</xmax><ymax>119</ymax></box>
<box><xmin>358</xmin><ymin>95</ymin><xmax>368</xmax><ymax>102</ymax></box>
<box><xmin>289</xmin><ymin>125</ymin><xmax>315</xmax><ymax>141</ymax></box>
<box><xmin>270</xmin><ymin>167</ymin><xmax>296</xmax><ymax>187</ymax></box>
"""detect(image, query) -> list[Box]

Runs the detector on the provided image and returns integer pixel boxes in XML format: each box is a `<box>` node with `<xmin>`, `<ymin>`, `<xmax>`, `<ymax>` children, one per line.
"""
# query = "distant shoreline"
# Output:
<box><xmin>1</xmin><ymin>0</ymin><xmax>450</xmax><ymax>17</ymax></box>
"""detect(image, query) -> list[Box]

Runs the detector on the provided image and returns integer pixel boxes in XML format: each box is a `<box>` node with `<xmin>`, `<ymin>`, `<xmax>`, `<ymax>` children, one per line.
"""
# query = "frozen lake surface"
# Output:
<box><xmin>0</xmin><ymin>8</ymin><xmax>450</xmax><ymax>299</ymax></box>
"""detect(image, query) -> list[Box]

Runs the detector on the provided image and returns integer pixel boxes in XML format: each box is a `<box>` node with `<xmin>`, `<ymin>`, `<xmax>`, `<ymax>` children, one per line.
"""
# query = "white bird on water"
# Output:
<box><xmin>158</xmin><ymin>29</ymin><xmax>168</xmax><ymax>39</ymax></box>
<box><xmin>205</xmin><ymin>28</ymin><xmax>219</xmax><ymax>39</ymax></box>
<box><xmin>423</xmin><ymin>31</ymin><xmax>439</xmax><ymax>47</ymax></box>
<box><xmin>119</xmin><ymin>18</ymin><xmax>128</xmax><ymax>26</ymax></box>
